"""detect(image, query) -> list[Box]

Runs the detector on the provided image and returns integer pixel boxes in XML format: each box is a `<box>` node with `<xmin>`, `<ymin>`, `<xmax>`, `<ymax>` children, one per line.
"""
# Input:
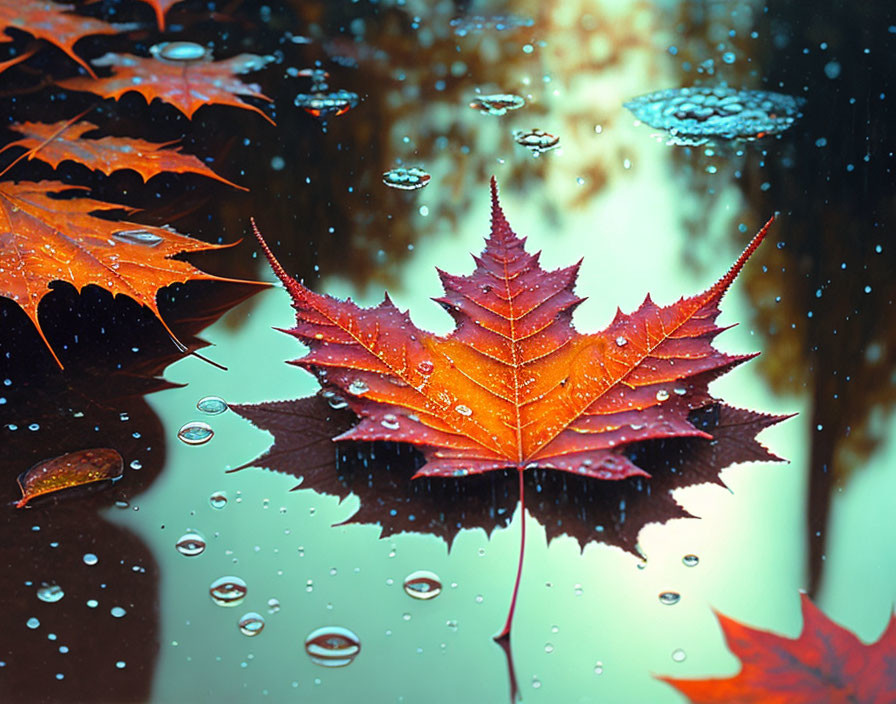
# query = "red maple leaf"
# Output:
<box><xmin>0</xmin><ymin>1</ymin><xmax>130</xmax><ymax>78</ymax></box>
<box><xmin>252</xmin><ymin>177</ymin><xmax>782</xmax><ymax>638</ymax></box>
<box><xmin>58</xmin><ymin>52</ymin><xmax>275</xmax><ymax>123</ymax></box>
<box><xmin>2</xmin><ymin>120</ymin><xmax>245</xmax><ymax>188</ymax></box>
<box><xmin>660</xmin><ymin>593</ymin><xmax>896</xmax><ymax>703</ymax></box>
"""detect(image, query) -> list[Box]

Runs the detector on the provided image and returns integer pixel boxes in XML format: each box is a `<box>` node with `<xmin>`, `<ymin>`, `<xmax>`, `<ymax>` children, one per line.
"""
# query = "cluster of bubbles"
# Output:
<box><xmin>176</xmin><ymin>396</ymin><xmax>228</xmax><ymax>446</ymax></box>
<box><xmin>382</xmin><ymin>166</ymin><xmax>432</xmax><ymax>190</ymax></box>
<box><xmin>449</xmin><ymin>14</ymin><xmax>534</xmax><ymax>37</ymax></box>
<box><xmin>624</xmin><ymin>86</ymin><xmax>805</xmax><ymax>146</ymax></box>
<box><xmin>293</xmin><ymin>65</ymin><xmax>358</xmax><ymax>122</ymax></box>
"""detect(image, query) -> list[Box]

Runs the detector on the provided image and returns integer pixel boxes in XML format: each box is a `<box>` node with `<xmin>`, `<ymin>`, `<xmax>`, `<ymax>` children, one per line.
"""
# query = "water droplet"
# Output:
<box><xmin>513</xmin><ymin>128</ymin><xmax>560</xmax><ymax>155</ymax></box>
<box><xmin>83</xmin><ymin>553</ymin><xmax>98</xmax><ymax>566</ymax></box>
<box><xmin>209</xmin><ymin>576</ymin><xmax>248</xmax><ymax>607</ymax></box>
<box><xmin>304</xmin><ymin>626</ymin><xmax>361</xmax><ymax>667</ymax></box>
<box><xmin>594</xmin><ymin>661</ymin><xmax>604</xmax><ymax>675</ymax></box>
<box><xmin>197</xmin><ymin>396</ymin><xmax>228</xmax><ymax>415</ymax></box>
<box><xmin>574</xmin><ymin>584</ymin><xmax>583</xmax><ymax>596</ymax></box>
<box><xmin>455</xmin><ymin>404</ymin><xmax>472</xmax><ymax>417</ymax></box>
<box><xmin>129</xmin><ymin>459</ymin><xmax>142</xmax><ymax>470</ymax></box>
<box><xmin>294</xmin><ymin>90</ymin><xmax>359</xmax><ymax>119</ymax></box>
<box><xmin>531</xmin><ymin>676</ymin><xmax>542</xmax><ymax>689</ymax></box>
<box><xmin>26</xmin><ymin>617</ymin><xmax>40</xmax><ymax>629</ymax></box>
<box><xmin>347</xmin><ymin>380</ymin><xmax>369</xmax><ymax>396</ymax></box>
<box><xmin>672</xmin><ymin>648</ymin><xmax>687</xmax><ymax>662</ymax></box>
<box><xmin>267</xmin><ymin>598</ymin><xmax>281</xmax><ymax>614</ymax></box>
<box><xmin>544</xmin><ymin>642</ymin><xmax>554</xmax><ymax>653</ymax></box>
<box><xmin>177</xmin><ymin>421</ymin><xmax>213</xmax><ymax>445</ymax></box>
<box><xmin>238</xmin><ymin>612</ymin><xmax>265</xmax><ymax>637</ymax></box>
<box><xmin>659</xmin><ymin>591</ymin><xmax>681</xmax><ymax>605</ymax></box>
<box><xmin>175</xmin><ymin>531</ymin><xmax>206</xmax><ymax>557</ymax></box>
<box><xmin>150</xmin><ymin>41</ymin><xmax>210</xmax><ymax>63</ymax></box>
<box><xmin>615</xmin><ymin>336</ymin><xmax>628</xmax><ymax>347</ymax></box>
<box><xmin>115</xmin><ymin>661</ymin><xmax>126</xmax><ymax>669</ymax></box>
<box><xmin>36</xmin><ymin>584</ymin><xmax>64</xmax><ymax>603</ymax></box>
<box><xmin>209</xmin><ymin>491</ymin><xmax>228</xmax><ymax>509</ymax></box>
<box><xmin>417</xmin><ymin>360</ymin><xmax>434</xmax><ymax>375</ymax></box>
<box><xmin>655</xmin><ymin>389</ymin><xmax>670</xmax><ymax>402</ymax></box>
<box><xmin>326</xmin><ymin>395</ymin><xmax>348</xmax><ymax>409</ymax></box>
<box><xmin>403</xmin><ymin>570</ymin><xmax>442</xmax><ymax>600</ymax></box>
<box><xmin>380</xmin><ymin>414</ymin><xmax>400</xmax><ymax>431</ymax></box>
<box><xmin>682</xmin><ymin>554</ymin><xmax>699</xmax><ymax>567</ymax></box>
<box><xmin>110</xmin><ymin>606</ymin><xmax>126</xmax><ymax>618</ymax></box>
<box><xmin>469</xmin><ymin>93</ymin><xmax>525</xmax><ymax>115</ymax></box>
<box><xmin>382</xmin><ymin>166</ymin><xmax>432</xmax><ymax>190</ymax></box>
<box><xmin>112</xmin><ymin>229</ymin><xmax>163</xmax><ymax>247</ymax></box>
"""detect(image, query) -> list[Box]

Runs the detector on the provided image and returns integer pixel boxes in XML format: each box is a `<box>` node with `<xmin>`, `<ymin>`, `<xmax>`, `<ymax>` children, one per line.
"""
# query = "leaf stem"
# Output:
<box><xmin>495</xmin><ymin>466</ymin><xmax>526</xmax><ymax>642</ymax></box>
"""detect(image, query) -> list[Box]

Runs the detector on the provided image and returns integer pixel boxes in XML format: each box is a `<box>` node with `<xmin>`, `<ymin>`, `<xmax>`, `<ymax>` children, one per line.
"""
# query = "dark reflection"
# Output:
<box><xmin>0</xmin><ymin>280</ymin><xmax>257</xmax><ymax>703</ymax></box>
<box><xmin>233</xmin><ymin>395</ymin><xmax>786</xmax><ymax>702</ymax></box>
<box><xmin>232</xmin><ymin>396</ymin><xmax>787</xmax><ymax>558</ymax></box>
<box><xmin>734</xmin><ymin>2</ymin><xmax>896</xmax><ymax>594</ymax></box>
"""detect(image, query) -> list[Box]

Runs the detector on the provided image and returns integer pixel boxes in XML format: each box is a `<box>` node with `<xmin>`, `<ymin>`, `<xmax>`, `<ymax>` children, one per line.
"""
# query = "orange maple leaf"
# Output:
<box><xmin>2</xmin><ymin>120</ymin><xmax>246</xmax><ymax>189</ymax></box>
<box><xmin>0</xmin><ymin>1</ymin><xmax>130</xmax><ymax>78</ymax></box>
<box><xmin>137</xmin><ymin>0</ymin><xmax>184</xmax><ymax>30</ymax></box>
<box><xmin>253</xmin><ymin>177</ymin><xmax>781</xmax><ymax>639</ymax></box>
<box><xmin>0</xmin><ymin>180</ymin><xmax>250</xmax><ymax>366</ymax></box>
<box><xmin>660</xmin><ymin>594</ymin><xmax>896</xmax><ymax>704</ymax></box>
<box><xmin>59</xmin><ymin>52</ymin><xmax>275</xmax><ymax>123</ymax></box>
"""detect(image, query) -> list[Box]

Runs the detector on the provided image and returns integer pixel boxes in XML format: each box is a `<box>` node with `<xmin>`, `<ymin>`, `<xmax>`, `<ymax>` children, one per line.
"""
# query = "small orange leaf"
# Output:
<box><xmin>0</xmin><ymin>1</ymin><xmax>131</xmax><ymax>78</ymax></box>
<box><xmin>3</xmin><ymin>120</ymin><xmax>246</xmax><ymax>189</ymax></box>
<box><xmin>59</xmin><ymin>52</ymin><xmax>275</xmax><ymax>123</ymax></box>
<box><xmin>16</xmin><ymin>447</ymin><xmax>123</xmax><ymax>508</ymax></box>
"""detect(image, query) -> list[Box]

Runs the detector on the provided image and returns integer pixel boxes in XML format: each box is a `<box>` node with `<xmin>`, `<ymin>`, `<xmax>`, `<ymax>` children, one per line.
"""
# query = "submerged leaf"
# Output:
<box><xmin>16</xmin><ymin>447</ymin><xmax>123</xmax><ymax>507</ymax></box>
<box><xmin>59</xmin><ymin>52</ymin><xmax>276</xmax><ymax>123</ymax></box>
<box><xmin>3</xmin><ymin>121</ymin><xmax>245</xmax><ymax>188</ymax></box>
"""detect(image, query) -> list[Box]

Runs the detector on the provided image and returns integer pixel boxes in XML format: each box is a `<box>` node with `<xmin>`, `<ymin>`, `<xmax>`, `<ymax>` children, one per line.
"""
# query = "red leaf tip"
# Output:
<box><xmin>488</xmin><ymin>176</ymin><xmax>513</xmax><ymax>243</ymax></box>
<box><xmin>250</xmin><ymin>218</ymin><xmax>305</xmax><ymax>300</ymax></box>
<box><xmin>711</xmin><ymin>215</ymin><xmax>776</xmax><ymax>298</ymax></box>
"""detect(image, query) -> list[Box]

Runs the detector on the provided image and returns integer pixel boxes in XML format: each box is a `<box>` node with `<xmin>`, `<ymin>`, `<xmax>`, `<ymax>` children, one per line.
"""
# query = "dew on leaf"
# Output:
<box><xmin>209</xmin><ymin>576</ymin><xmax>248</xmax><ymax>607</ymax></box>
<box><xmin>177</xmin><ymin>421</ymin><xmax>213</xmax><ymax>445</ymax></box>
<box><xmin>655</xmin><ymin>389</ymin><xmax>670</xmax><ymax>402</ymax></box>
<box><xmin>16</xmin><ymin>448</ymin><xmax>123</xmax><ymax>508</ymax></box>
<box><xmin>150</xmin><ymin>41</ymin><xmax>210</xmax><ymax>64</ymax></box>
<box><xmin>615</xmin><ymin>336</ymin><xmax>628</xmax><ymax>347</ymax></box>
<box><xmin>347</xmin><ymin>380</ymin><xmax>369</xmax><ymax>395</ymax></box>
<box><xmin>111</xmin><ymin>229</ymin><xmax>163</xmax><ymax>247</ymax></box>
<box><xmin>304</xmin><ymin>626</ymin><xmax>361</xmax><ymax>667</ymax></box>
<box><xmin>403</xmin><ymin>570</ymin><xmax>442</xmax><ymax>600</ymax></box>
<box><xmin>380</xmin><ymin>414</ymin><xmax>400</xmax><ymax>431</ymax></box>
<box><xmin>455</xmin><ymin>404</ymin><xmax>473</xmax><ymax>416</ymax></box>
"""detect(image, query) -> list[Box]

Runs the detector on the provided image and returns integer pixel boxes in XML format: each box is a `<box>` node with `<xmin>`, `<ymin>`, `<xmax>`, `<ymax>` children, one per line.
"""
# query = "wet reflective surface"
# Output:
<box><xmin>2</xmin><ymin>1</ymin><xmax>894</xmax><ymax>703</ymax></box>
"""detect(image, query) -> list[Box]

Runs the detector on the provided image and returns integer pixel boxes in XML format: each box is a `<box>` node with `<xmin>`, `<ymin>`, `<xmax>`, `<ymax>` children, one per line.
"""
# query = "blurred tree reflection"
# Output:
<box><xmin>737</xmin><ymin>1</ymin><xmax>895</xmax><ymax>594</ymax></box>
